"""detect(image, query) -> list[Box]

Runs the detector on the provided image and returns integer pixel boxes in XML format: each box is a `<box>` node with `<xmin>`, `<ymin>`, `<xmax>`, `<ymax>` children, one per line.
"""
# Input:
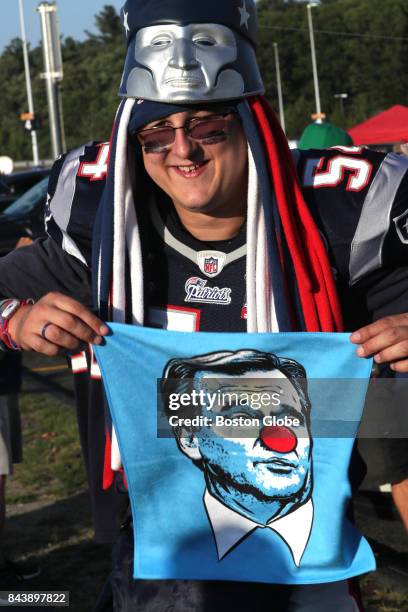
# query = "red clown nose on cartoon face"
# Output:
<box><xmin>260</xmin><ymin>425</ymin><xmax>297</xmax><ymax>454</ymax></box>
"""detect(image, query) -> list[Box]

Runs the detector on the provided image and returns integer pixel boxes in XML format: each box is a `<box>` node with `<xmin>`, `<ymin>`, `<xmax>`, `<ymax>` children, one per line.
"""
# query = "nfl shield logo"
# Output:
<box><xmin>197</xmin><ymin>250</ymin><xmax>227</xmax><ymax>278</ymax></box>
<box><xmin>204</xmin><ymin>257</ymin><xmax>218</xmax><ymax>275</ymax></box>
<box><xmin>394</xmin><ymin>209</ymin><xmax>408</xmax><ymax>244</ymax></box>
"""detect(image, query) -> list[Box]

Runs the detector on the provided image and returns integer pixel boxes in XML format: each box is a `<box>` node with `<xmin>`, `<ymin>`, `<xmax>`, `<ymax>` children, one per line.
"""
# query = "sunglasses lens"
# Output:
<box><xmin>190</xmin><ymin>118</ymin><xmax>227</xmax><ymax>142</ymax></box>
<box><xmin>137</xmin><ymin>114</ymin><xmax>232</xmax><ymax>152</ymax></box>
<box><xmin>139</xmin><ymin>128</ymin><xmax>174</xmax><ymax>152</ymax></box>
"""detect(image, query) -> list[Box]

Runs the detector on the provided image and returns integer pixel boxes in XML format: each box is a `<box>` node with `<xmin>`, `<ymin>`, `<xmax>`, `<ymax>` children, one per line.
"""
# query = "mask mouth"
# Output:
<box><xmin>164</xmin><ymin>76</ymin><xmax>204</xmax><ymax>87</ymax></box>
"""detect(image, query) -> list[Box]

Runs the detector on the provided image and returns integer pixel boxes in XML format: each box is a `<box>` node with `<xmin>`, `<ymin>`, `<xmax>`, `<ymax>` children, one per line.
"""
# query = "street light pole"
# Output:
<box><xmin>334</xmin><ymin>92</ymin><xmax>348</xmax><ymax>115</ymax></box>
<box><xmin>307</xmin><ymin>3</ymin><xmax>323</xmax><ymax>123</ymax></box>
<box><xmin>37</xmin><ymin>2</ymin><xmax>65</xmax><ymax>160</ymax></box>
<box><xmin>273</xmin><ymin>42</ymin><xmax>285</xmax><ymax>133</ymax></box>
<box><xmin>18</xmin><ymin>0</ymin><xmax>40</xmax><ymax>165</ymax></box>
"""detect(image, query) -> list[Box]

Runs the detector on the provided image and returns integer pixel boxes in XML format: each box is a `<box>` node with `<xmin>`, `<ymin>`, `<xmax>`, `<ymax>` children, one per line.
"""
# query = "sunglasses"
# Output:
<box><xmin>135</xmin><ymin>111</ymin><xmax>237</xmax><ymax>154</ymax></box>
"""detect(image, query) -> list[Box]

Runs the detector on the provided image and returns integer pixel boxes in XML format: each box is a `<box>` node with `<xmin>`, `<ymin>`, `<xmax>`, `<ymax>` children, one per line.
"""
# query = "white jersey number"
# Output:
<box><xmin>148</xmin><ymin>305</ymin><xmax>201</xmax><ymax>331</ymax></box>
<box><xmin>78</xmin><ymin>143</ymin><xmax>110</xmax><ymax>181</ymax></box>
<box><xmin>303</xmin><ymin>155</ymin><xmax>373</xmax><ymax>192</ymax></box>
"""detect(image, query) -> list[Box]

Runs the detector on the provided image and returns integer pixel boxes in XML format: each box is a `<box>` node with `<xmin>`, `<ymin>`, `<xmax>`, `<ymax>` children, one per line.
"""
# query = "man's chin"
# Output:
<box><xmin>174</xmin><ymin>198</ymin><xmax>224</xmax><ymax>217</ymax></box>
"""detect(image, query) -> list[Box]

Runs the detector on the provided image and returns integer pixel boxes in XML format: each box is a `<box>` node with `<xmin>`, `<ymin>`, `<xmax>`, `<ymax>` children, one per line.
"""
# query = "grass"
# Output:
<box><xmin>5</xmin><ymin>386</ymin><xmax>408</xmax><ymax>611</ymax></box>
<box><xmin>8</xmin><ymin>393</ymin><xmax>85</xmax><ymax>505</ymax></box>
<box><xmin>6</xmin><ymin>391</ymin><xmax>111</xmax><ymax>611</ymax></box>
<box><xmin>362</xmin><ymin>577</ymin><xmax>408</xmax><ymax>611</ymax></box>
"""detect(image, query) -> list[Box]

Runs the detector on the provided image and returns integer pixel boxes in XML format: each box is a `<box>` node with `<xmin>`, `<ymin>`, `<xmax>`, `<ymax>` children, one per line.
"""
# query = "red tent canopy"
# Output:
<box><xmin>348</xmin><ymin>105</ymin><xmax>408</xmax><ymax>145</ymax></box>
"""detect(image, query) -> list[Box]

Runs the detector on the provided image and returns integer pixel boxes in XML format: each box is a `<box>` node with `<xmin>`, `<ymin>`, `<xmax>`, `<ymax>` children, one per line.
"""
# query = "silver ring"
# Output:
<box><xmin>40</xmin><ymin>321</ymin><xmax>52</xmax><ymax>340</ymax></box>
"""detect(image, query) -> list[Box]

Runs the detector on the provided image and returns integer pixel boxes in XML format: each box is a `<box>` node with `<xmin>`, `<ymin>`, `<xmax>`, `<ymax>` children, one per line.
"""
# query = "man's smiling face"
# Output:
<box><xmin>140</xmin><ymin>109</ymin><xmax>248</xmax><ymax>217</ymax></box>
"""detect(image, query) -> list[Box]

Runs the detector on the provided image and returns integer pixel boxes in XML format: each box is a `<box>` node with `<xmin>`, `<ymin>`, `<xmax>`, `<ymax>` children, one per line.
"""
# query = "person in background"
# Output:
<box><xmin>0</xmin><ymin>359</ymin><xmax>40</xmax><ymax>586</ymax></box>
<box><xmin>298</xmin><ymin>119</ymin><xmax>353</xmax><ymax>150</ymax></box>
<box><xmin>0</xmin><ymin>239</ymin><xmax>40</xmax><ymax>587</ymax></box>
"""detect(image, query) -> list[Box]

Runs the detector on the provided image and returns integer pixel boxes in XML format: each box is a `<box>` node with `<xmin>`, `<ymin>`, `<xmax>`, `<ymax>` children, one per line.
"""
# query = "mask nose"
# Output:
<box><xmin>169</xmin><ymin>38</ymin><xmax>199</xmax><ymax>70</ymax></box>
<box><xmin>260</xmin><ymin>425</ymin><xmax>297</xmax><ymax>454</ymax></box>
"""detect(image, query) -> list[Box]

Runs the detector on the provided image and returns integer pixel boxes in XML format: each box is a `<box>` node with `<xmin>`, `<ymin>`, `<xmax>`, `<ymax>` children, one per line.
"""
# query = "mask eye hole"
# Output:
<box><xmin>151</xmin><ymin>36</ymin><xmax>172</xmax><ymax>47</ymax></box>
<box><xmin>194</xmin><ymin>37</ymin><xmax>216</xmax><ymax>47</ymax></box>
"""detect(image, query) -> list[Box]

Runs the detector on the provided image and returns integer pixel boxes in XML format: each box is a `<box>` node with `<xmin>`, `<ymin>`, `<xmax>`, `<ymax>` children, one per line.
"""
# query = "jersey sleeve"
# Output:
<box><xmin>296</xmin><ymin>147</ymin><xmax>408</xmax><ymax>286</ymax></box>
<box><xmin>45</xmin><ymin>141</ymin><xmax>109</xmax><ymax>269</ymax></box>
<box><xmin>0</xmin><ymin>237</ymin><xmax>92</xmax><ymax>306</ymax></box>
<box><xmin>0</xmin><ymin>142</ymin><xmax>107</xmax><ymax>305</ymax></box>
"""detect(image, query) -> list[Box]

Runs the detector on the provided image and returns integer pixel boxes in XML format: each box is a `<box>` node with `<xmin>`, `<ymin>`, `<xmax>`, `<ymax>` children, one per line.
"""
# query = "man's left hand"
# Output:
<box><xmin>350</xmin><ymin>314</ymin><xmax>408</xmax><ymax>372</ymax></box>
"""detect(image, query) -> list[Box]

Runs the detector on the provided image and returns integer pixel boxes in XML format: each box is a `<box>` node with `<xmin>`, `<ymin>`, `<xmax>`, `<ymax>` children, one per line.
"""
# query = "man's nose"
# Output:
<box><xmin>259</xmin><ymin>425</ymin><xmax>297</xmax><ymax>454</ymax></box>
<box><xmin>171</xmin><ymin>127</ymin><xmax>199</xmax><ymax>159</ymax></box>
<box><xmin>169</xmin><ymin>38</ymin><xmax>199</xmax><ymax>70</ymax></box>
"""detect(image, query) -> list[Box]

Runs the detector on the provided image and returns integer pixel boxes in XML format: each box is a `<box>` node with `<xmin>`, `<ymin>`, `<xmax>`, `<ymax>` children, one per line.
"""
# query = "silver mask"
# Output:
<box><xmin>119</xmin><ymin>23</ymin><xmax>264</xmax><ymax>102</ymax></box>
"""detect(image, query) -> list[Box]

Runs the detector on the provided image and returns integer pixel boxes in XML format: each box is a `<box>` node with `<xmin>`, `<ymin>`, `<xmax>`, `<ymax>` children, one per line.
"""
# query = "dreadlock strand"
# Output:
<box><xmin>250</xmin><ymin>96</ymin><xmax>343</xmax><ymax>332</ymax></box>
<box><xmin>249</xmin><ymin>98</ymin><xmax>321</xmax><ymax>330</ymax></box>
<box><xmin>259</xmin><ymin>96</ymin><xmax>343</xmax><ymax>331</ymax></box>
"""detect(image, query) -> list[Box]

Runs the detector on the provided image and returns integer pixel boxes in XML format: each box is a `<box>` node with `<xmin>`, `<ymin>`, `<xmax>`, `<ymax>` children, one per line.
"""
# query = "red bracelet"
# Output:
<box><xmin>0</xmin><ymin>299</ymin><xmax>33</xmax><ymax>351</ymax></box>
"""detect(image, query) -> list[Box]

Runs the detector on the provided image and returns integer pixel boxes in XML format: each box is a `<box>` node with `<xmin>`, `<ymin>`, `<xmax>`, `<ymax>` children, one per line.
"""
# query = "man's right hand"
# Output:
<box><xmin>8</xmin><ymin>292</ymin><xmax>109</xmax><ymax>356</ymax></box>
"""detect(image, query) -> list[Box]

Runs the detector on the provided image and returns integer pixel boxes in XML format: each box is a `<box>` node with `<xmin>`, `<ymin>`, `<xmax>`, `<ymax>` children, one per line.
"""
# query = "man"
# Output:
<box><xmin>162</xmin><ymin>349</ymin><xmax>314</xmax><ymax>566</ymax></box>
<box><xmin>0</xmin><ymin>0</ymin><xmax>406</xmax><ymax>609</ymax></box>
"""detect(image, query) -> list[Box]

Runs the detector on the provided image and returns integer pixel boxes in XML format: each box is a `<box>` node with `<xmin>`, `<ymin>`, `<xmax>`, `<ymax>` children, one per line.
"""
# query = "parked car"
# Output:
<box><xmin>0</xmin><ymin>176</ymin><xmax>49</xmax><ymax>255</ymax></box>
<box><xmin>0</xmin><ymin>167</ymin><xmax>50</xmax><ymax>211</ymax></box>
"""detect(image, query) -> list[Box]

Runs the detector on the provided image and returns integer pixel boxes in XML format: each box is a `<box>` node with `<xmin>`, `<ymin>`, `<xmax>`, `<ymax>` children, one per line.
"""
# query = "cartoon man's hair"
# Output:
<box><xmin>160</xmin><ymin>349</ymin><xmax>311</xmax><ymax>424</ymax></box>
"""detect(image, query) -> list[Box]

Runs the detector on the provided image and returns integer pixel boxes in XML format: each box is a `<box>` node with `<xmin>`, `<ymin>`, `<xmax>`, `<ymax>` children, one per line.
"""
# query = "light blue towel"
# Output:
<box><xmin>95</xmin><ymin>325</ymin><xmax>375</xmax><ymax>584</ymax></box>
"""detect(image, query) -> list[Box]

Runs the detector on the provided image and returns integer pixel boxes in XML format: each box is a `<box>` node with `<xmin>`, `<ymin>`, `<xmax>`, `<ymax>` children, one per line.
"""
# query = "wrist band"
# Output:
<box><xmin>0</xmin><ymin>299</ymin><xmax>34</xmax><ymax>351</ymax></box>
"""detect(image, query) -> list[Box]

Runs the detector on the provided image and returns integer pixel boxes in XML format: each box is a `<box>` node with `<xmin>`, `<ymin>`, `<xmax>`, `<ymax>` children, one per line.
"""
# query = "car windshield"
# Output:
<box><xmin>0</xmin><ymin>177</ymin><xmax>48</xmax><ymax>219</ymax></box>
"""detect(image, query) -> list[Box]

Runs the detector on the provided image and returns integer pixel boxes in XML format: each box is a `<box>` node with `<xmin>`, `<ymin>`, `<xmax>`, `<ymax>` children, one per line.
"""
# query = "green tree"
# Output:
<box><xmin>91</xmin><ymin>5</ymin><xmax>123</xmax><ymax>42</ymax></box>
<box><xmin>1</xmin><ymin>1</ymin><xmax>408</xmax><ymax>159</ymax></box>
<box><xmin>257</xmin><ymin>0</ymin><xmax>408</xmax><ymax>138</ymax></box>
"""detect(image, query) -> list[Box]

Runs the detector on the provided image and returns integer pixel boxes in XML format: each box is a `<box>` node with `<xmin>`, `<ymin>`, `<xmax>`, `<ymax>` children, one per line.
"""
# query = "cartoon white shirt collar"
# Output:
<box><xmin>204</xmin><ymin>489</ymin><xmax>313</xmax><ymax>566</ymax></box>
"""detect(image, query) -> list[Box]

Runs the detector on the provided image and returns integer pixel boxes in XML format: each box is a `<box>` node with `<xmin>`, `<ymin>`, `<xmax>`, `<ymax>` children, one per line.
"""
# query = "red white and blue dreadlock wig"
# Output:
<box><xmin>93</xmin><ymin>0</ymin><xmax>344</xmax><ymax>479</ymax></box>
<box><xmin>92</xmin><ymin>0</ymin><xmax>343</xmax><ymax>342</ymax></box>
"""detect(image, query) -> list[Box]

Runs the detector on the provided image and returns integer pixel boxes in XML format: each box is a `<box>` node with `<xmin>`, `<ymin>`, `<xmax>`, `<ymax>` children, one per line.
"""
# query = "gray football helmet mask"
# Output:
<box><xmin>118</xmin><ymin>0</ymin><xmax>264</xmax><ymax>103</ymax></box>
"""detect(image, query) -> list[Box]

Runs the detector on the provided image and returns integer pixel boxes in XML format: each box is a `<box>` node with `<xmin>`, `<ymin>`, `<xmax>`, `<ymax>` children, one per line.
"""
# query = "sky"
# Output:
<box><xmin>1</xmin><ymin>0</ymin><xmax>124</xmax><ymax>52</ymax></box>
<box><xmin>1</xmin><ymin>1</ymin><xmax>317</xmax><ymax>53</ymax></box>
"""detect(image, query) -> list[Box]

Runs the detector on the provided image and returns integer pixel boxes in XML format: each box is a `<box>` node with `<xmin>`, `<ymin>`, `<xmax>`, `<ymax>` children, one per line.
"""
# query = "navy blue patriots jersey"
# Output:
<box><xmin>43</xmin><ymin>142</ymin><xmax>408</xmax><ymax>301</ymax></box>
<box><xmin>293</xmin><ymin>146</ymin><xmax>408</xmax><ymax>286</ymax></box>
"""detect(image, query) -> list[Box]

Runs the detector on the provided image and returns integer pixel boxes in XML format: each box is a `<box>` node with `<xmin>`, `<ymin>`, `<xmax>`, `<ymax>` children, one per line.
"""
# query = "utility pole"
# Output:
<box><xmin>37</xmin><ymin>2</ymin><xmax>65</xmax><ymax>160</ymax></box>
<box><xmin>307</xmin><ymin>3</ymin><xmax>324</xmax><ymax>123</ymax></box>
<box><xmin>273</xmin><ymin>43</ymin><xmax>285</xmax><ymax>133</ymax></box>
<box><xmin>18</xmin><ymin>0</ymin><xmax>40</xmax><ymax>165</ymax></box>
